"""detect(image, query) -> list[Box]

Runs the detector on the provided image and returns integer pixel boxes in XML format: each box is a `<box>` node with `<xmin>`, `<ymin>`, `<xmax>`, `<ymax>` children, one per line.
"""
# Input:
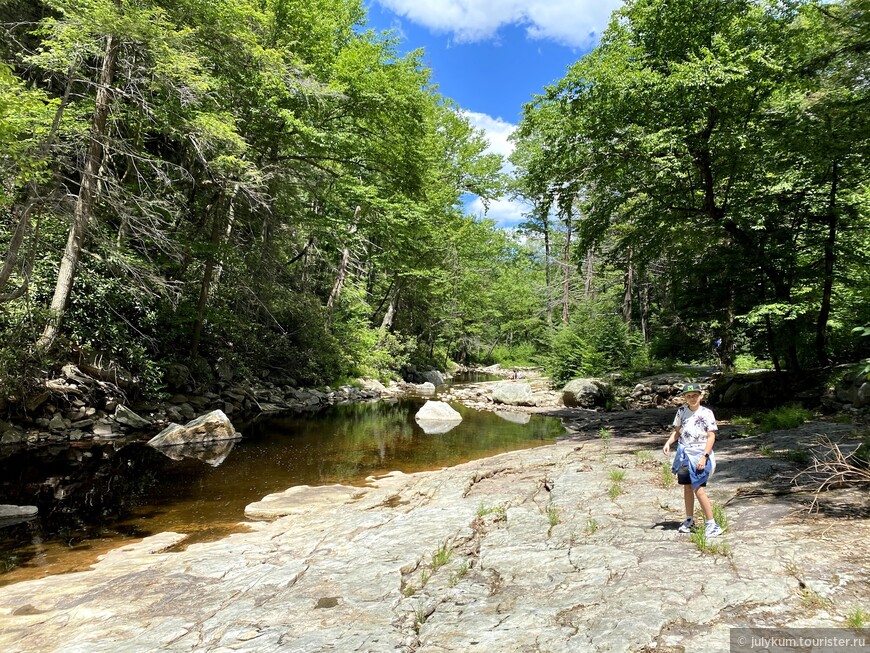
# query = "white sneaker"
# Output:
<box><xmin>677</xmin><ymin>518</ymin><xmax>694</xmax><ymax>533</ymax></box>
<box><xmin>705</xmin><ymin>522</ymin><xmax>724</xmax><ymax>538</ymax></box>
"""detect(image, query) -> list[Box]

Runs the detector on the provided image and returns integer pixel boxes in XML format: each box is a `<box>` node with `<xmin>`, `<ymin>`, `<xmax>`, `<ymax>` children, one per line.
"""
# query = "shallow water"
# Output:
<box><xmin>0</xmin><ymin>398</ymin><xmax>564</xmax><ymax>585</ymax></box>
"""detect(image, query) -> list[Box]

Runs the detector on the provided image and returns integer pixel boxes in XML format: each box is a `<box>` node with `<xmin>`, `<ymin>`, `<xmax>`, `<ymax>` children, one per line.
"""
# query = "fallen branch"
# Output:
<box><xmin>792</xmin><ymin>435</ymin><xmax>870</xmax><ymax>511</ymax></box>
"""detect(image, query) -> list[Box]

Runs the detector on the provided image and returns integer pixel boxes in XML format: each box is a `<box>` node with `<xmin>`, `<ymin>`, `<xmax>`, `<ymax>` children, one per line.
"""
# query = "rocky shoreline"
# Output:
<box><xmin>1</xmin><ymin>409</ymin><xmax>867</xmax><ymax>652</ymax></box>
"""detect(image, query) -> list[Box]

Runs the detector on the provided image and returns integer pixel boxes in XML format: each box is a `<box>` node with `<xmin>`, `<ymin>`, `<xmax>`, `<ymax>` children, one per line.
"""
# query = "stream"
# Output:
<box><xmin>0</xmin><ymin>388</ymin><xmax>565</xmax><ymax>586</ymax></box>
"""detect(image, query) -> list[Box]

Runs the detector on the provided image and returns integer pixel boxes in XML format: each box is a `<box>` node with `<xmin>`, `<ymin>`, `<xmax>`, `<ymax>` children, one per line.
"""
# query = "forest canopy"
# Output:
<box><xmin>0</xmin><ymin>0</ymin><xmax>868</xmax><ymax>406</ymax></box>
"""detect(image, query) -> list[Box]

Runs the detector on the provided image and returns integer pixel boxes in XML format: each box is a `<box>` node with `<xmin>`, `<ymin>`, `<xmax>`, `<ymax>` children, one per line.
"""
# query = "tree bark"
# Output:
<box><xmin>327</xmin><ymin>206</ymin><xmax>361</xmax><ymax>312</ymax></box>
<box><xmin>540</xmin><ymin>200</ymin><xmax>553</xmax><ymax>328</ymax></box>
<box><xmin>561</xmin><ymin>204</ymin><xmax>573</xmax><ymax>324</ymax></box>
<box><xmin>38</xmin><ymin>34</ymin><xmax>119</xmax><ymax>351</ymax></box>
<box><xmin>584</xmin><ymin>249</ymin><xmax>595</xmax><ymax>299</ymax></box>
<box><xmin>639</xmin><ymin>267</ymin><xmax>650</xmax><ymax>343</ymax></box>
<box><xmin>190</xmin><ymin>196</ymin><xmax>229</xmax><ymax>357</ymax></box>
<box><xmin>380</xmin><ymin>284</ymin><xmax>399</xmax><ymax>331</ymax></box>
<box><xmin>815</xmin><ymin>160</ymin><xmax>838</xmax><ymax>367</ymax></box>
<box><xmin>622</xmin><ymin>248</ymin><xmax>633</xmax><ymax>324</ymax></box>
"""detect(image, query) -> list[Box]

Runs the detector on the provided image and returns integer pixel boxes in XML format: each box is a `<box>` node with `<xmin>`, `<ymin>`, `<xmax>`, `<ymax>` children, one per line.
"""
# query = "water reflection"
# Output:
<box><xmin>154</xmin><ymin>439</ymin><xmax>238</xmax><ymax>467</ymax></box>
<box><xmin>416</xmin><ymin>420</ymin><xmax>460</xmax><ymax>435</ymax></box>
<box><xmin>0</xmin><ymin>399</ymin><xmax>564</xmax><ymax>584</ymax></box>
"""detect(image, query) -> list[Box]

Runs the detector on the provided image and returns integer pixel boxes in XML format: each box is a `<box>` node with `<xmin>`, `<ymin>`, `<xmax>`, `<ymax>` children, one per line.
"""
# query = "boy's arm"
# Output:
<box><xmin>695</xmin><ymin>430</ymin><xmax>717</xmax><ymax>470</ymax></box>
<box><xmin>662</xmin><ymin>425</ymin><xmax>681</xmax><ymax>455</ymax></box>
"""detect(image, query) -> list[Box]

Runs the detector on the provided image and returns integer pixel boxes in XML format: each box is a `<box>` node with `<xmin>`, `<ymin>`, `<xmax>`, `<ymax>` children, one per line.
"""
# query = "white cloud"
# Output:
<box><xmin>466</xmin><ymin>195</ymin><xmax>531</xmax><ymax>229</ymax></box>
<box><xmin>375</xmin><ymin>0</ymin><xmax>624</xmax><ymax>48</ymax></box>
<box><xmin>459</xmin><ymin>110</ymin><xmax>528</xmax><ymax>228</ymax></box>
<box><xmin>460</xmin><ymin>110</ymin><xmax>516</xmax><ymax>159</ymax></box>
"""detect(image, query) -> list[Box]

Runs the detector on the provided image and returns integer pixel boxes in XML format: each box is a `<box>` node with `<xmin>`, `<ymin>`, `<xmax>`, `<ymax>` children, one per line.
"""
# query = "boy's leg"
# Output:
<box><xmin>683</xmin><ymin>484</ymin><xmax>695</xmax><ymax>518</ymax></box>
<box><xmin>694</xmin><ymin>486</ymin><xmax>714</xmax><ymax>522</ymax></box>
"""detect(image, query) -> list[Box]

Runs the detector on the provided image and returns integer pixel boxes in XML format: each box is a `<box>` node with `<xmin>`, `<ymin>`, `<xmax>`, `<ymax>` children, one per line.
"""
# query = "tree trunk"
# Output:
<box><xmin>190</xmin><ymin>197</ymin><xmax>229</xmax><ymax>357</ymax></box>
<box><xmin>38</xmin><ymin>34</ymin><xmax>119</xmax><ymax>351</ymax></box>
<box><xmin>327</xmin><ymin>206</ymin><xmax>361</xmax><ymax>313</ymax></box>
<box><xmin>540</xmin><ymin>201</ymin><xmax>553</xmax><ymax>328</ymax></box>
<box><xmin>561</xmin><ymin>206</ymin><xmax>572</xmax><ymax>324</ymax></box>
<box><xmin>584</xmin><ymin>249</ymin><xmax>595</xmax><ymax>299</ymax></box>
<box><xmin>622</xmin><ymin>249</ymin><xmax>633</xmax><ymax>324</ymax></box>
<box><xmin>815</xmin><ymin>160</ymin><xmax>838</xmax><ymax>367</ymax></box>
<box><xmin>639</xmin><ymin>267</ymin><xmax>650</xmax><ymax>343</ymax></box>
<box><xmin>380</xmin><ymin>285</ymin><xmax>399</xmax><ymax>331</ymax></box>
<box><xmin>720</xmin><ymin>281</ymin><xmax>736</xmax><ymax>372</ymax></box>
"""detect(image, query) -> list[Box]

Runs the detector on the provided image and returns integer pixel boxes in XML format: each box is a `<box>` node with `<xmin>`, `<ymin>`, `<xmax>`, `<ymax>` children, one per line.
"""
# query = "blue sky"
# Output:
<box><xmin>364</xmin><ymin>0</ymin><xmax>625</xmax><ymax>227</ymax></box>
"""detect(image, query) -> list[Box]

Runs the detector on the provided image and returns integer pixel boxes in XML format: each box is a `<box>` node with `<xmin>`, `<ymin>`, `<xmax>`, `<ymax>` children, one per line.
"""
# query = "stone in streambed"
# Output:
<box><xmin>147</xmin><ymin>409</ymin><xmax>239</xmax><ymax>448</ymax></box>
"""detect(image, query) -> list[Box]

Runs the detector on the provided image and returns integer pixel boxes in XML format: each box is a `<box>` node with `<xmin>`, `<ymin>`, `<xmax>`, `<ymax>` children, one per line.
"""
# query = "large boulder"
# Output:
<box><xmin>421</xmin><ymin>370</ymin><xmax>446</xmax><ymax>387</ymax></box>
<box><xmin>562</xmin><ymin>379</ymin><xmax>609</xmax><ymax>408</ymax></box>
<box><xmin>491</xmin><ymin>382</ymin><xmax>534</xmax><ymax>406</ymax></box>
<box><xmin>114</xmin><ymin>405</ymin><xmax>151</xmax><ymax>429</ymax></box>
<box><xmin>415</xmin><ymin>400</ymin><xmax>462</xmax><ymax>423</ymax></box>
<box><xmin>148</xmin><ymin>409</ymin><xmax>239</xmax><ymax>448</ymax></box>
<box><xmin>416</xmin><ymin>382</ymin><xmax>437</xmax><ymax>395</ymax></box>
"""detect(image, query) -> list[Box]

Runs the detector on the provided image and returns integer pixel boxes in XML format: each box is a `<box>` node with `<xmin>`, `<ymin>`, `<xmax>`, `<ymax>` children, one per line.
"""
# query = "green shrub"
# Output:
<box><xmin>733</xmin><ymin>354</ymin><xmax>773</xmax><ymax>372</ymax></box>
<box><xmin>757</xmin><ymin>405</ymin><xmax>813</xmax><ymax>432</ymax></box>
<box><xmin>544</xmin><ymin>304</ymin><xmax>646</xmax><ymax>386</ymax></box>
<box><xmin>490</xmin><ymin>342</ymin><xmax>536</xmax><ymax>367</ymax></box>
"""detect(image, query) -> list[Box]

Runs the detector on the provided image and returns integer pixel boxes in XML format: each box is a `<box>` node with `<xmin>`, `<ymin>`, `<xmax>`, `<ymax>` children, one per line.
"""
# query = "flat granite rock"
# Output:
<box><xmin>244</xmin><ymin>483</ymin><xmax>367</xmax><ymax>520</ymax></box>
<box><xmin>0</xmin><ymin>505</ymin><xmax>38</xmax><ymax>520</ymax></box>
<box><xmin>0</xmin><ymin>421</ymin><xmax>868</xmax><ymax>653</ymax></box>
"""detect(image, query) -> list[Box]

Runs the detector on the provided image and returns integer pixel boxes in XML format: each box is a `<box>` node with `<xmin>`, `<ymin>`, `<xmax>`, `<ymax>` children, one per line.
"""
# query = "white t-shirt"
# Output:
<box><xmin>673</xmin><ymin>405</ymin><xmax>718</xmax><ymax>454</ymax></box>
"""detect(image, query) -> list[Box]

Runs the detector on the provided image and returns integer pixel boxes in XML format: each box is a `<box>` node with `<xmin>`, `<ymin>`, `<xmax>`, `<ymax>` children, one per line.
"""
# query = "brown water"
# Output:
<box><xmin>0</xmin><ymin>397</ymin><xmax>564</xmax><ymax>585</ymax></box>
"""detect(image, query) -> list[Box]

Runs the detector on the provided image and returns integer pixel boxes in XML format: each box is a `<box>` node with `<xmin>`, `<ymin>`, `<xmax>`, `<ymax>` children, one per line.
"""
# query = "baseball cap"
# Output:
<box><xmin>682</xmin><ymin>383</ymin><xmax>703</xmax><ymax>394</ymax></box>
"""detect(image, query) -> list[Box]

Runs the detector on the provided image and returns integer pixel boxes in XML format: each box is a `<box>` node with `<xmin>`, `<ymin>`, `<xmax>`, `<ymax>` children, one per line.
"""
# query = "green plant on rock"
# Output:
<box><xmin>546</xmin><ymin>504</ymin><xmax>561</xmax><ymax>527</ymax></box>
<box><xmin>584</xmin><ymin>518</ymin><xmax>599</xmax><ymax>535</ymax></box>
<box><xmin>431</xmin><ymin>544</ymin><xmax>452</xmax><ymax>570</ymax></box>
<box><xmin>799</xmin><ymin>587</ymin><xmax>831</xmax><ymax>611</ymax></box>
<box><xmin>845</xmin><ymin>606</ymin><xmax>868</xmax><ymax>629</ymax></box>
<box><xmin>635</xmin><ymin>450</ymin><xmax>653</xmax><ymax>464</ymax></box>
<box><xmin>660</xmin><ymin>462</ymin><xmax>676</xmax><ymax>488</ymax></box>
<box><xmin>690</xmin><ymin>528</ymin><xmax>731</xmax><ymax>557</ymax></box>
<box><xmin>449</xmin><ymin>560</ymin><xmax>470</xmax><ymax>587</ymax></box>
<box><xmin>712</xmin><ymin>504</ymin><xmax>728</xmax><ymax>532</ymax></box>
<box><xmin>608</xmin><ymin>482</ymin><xmax>624</xmax><ymax>500</ymax></box>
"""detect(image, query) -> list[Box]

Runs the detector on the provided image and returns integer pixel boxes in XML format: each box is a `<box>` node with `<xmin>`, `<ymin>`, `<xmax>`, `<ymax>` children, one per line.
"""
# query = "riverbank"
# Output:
<box><xmin>1</xmin><ymin>410</ymin><xmax>867</xmax><ymax>652</ymax></box>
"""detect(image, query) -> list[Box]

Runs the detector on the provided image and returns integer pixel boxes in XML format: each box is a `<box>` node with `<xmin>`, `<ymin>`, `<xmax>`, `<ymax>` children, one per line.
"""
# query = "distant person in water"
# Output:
<box><xmin>662</xmin><ymin>383</ymin><xmax>723</xmax><ymax>537</ymax></box>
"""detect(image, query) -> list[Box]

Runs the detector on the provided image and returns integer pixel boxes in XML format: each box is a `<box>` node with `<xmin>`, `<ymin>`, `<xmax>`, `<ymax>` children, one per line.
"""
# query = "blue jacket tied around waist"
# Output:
<box><xmin>671</xmin><ymin>443</ymin><xmax>712</xmax><ymax>490</ymax></box>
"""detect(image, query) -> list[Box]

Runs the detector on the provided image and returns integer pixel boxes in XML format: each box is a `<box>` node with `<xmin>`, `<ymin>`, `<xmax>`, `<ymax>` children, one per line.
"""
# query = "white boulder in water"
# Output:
<box><xmin>415</xmin><ymin>400</ymin><xmax>462</xmax><ymax>424</ymax></box>
<box><xmin>148</xmin><ymin>409</ymin><xmax>240</xmax><ymax>448</ymax></box>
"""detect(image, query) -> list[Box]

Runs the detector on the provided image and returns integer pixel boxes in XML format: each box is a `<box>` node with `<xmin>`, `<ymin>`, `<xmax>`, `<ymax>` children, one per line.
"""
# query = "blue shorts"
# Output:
<box><xmin>677</xmin><ymin>466</ymin><xmax>707</xmax><ymax>487</ymax></box>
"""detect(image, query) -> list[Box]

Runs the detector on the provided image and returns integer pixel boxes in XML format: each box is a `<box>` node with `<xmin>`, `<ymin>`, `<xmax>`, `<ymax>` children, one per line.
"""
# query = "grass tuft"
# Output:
<box><xmin>546</xmin><ymin>504</ymin><xmax>561</xmax><ymax>527</ymax></box>
<box><xmin>690</xmin><ymin>528</ymin><xmax>731</xmax><ymax>557</ymax></box>
<box><xmin>845</xmin><ymin>606</ymin><xmax>868</xmax><ymax>629</ymax></box>
<box><xmin>432</xmin><ymin>544</ymin><xmax>452</xmax><ymax>570</ymax></box>
<box><xmin>449</xmin><ymin>560</ymin><xmax>470</xmax><ymax>587</ymax></box>
<box><xmin>660</xmin><ymin>462</ymin><xmax>676</xmax><ymax>488</ymax></box>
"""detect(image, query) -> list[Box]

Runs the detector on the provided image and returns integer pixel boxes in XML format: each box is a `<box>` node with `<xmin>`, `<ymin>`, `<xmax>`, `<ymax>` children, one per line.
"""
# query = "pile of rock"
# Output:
<box><xmin>1</xmin><ymin>371</ymin><xmax>389</xmax><ymax>448</ymax></box>
<box><xmin>829</xmin><ymin>366</ymin><xmax>870</xmax><ymax>412</ymax></box>
<box><xmin>618</xmin><ymin>373</ymin><xmax>713</xmax><ymax>409</ymax></box>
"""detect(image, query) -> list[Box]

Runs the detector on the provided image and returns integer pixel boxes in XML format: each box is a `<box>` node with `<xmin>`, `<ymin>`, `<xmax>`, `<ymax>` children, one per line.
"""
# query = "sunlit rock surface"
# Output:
<box><xmin>147</xmin><ymin>409</ymin><xmax>239</xmax><ymax>448</ymax></box>
<box><xmin>1</xmin><ymin>420</ymin><xmax>868</xmax><ymax>653</ymax></box>
<box><xmin>415</xmin><ymin>400</ymin><xmax>462</xmax><ymax>422</ymax></box>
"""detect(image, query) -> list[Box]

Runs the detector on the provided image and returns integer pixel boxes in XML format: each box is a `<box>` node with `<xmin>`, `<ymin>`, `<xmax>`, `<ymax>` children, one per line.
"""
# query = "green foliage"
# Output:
<box><xmin>757</xmin><ymin>406</ymin><xmax>813</xmax><ymax>432</ymax></box>
<box><xmin>690</xmin><ymin>528</ymin><xmax>731</xmax><ymax>557</ymax></box>
<box><xmin>544</xmin><ymin>304</ymin><xmax>646</xmax><ymax>385</ymax></box>
<box><xmin>846</xmin><ymin>606</ymin><xmax>868</xmax><ymax>629</ymax></box>
<box><xmin>489</xmin><ymin>343</ymin><xmax>536</xmax><ymax>368</ymax></box>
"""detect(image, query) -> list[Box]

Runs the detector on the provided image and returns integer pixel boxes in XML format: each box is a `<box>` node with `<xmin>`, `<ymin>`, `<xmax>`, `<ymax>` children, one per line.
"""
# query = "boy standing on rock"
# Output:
<box><xmin>662</xmin><ymin>383</ymin><xmax>724</xmax><ymax>537</ymax></box>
